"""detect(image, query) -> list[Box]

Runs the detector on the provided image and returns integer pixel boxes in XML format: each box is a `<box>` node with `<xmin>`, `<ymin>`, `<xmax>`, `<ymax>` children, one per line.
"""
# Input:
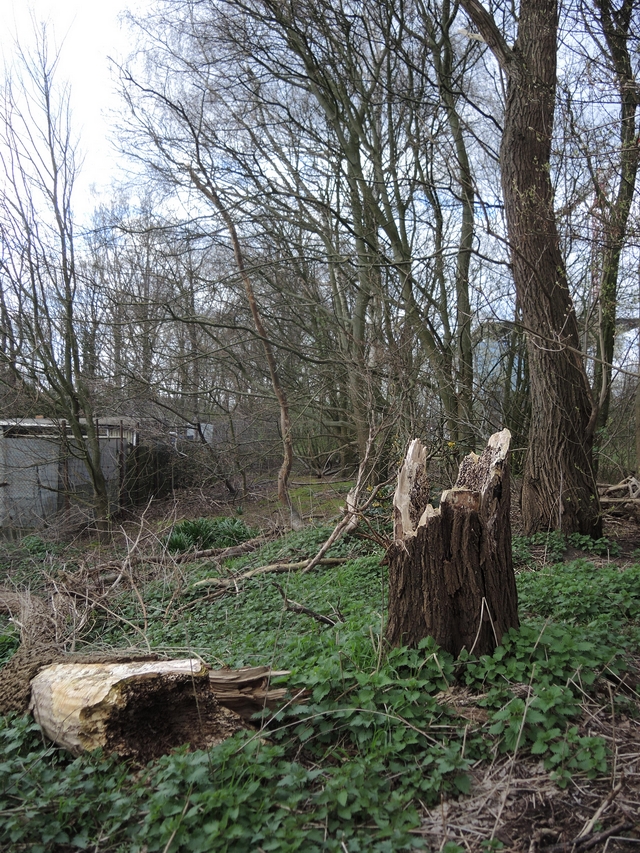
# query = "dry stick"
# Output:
<box><xmin>543</xmin><ymin>820</ymin><xmax>635</xmax><ymax>853</ymax></box>
<box><xmin>193</xmin><ymin>558</ymin><xmax>350</xmax><ymax>589</ymax></box>
<box><xmin>490</xmin><ymin>665</ymin><xmax>538</xmax><ymax>843</ymax></box>
<box><xmin>468</xmin><ymin>597</ymin><xmax>500</xmax><ymax>657</ymax></box>
<box><xmin>147</xmin><ymin>533</ymin><xmax>278</xmax><ymax>565</ymax></box>
<box><xmin>91</xmin><ymin>533</ymin><xmax>277</xmax><ymax>577</ymax></box>
<box><xmin>273</xmin><ymin>582</ymin><xmax>343</xmax><ymax>627</ymax></box>
<box><xmin>301</xmin><ymin>428</ymin><xmax>387</xmax><ymax>575</ymax></box>
<box><xmin>162</xmin><ymin>785</ymin><xmax>193</xmax><ymax>853</ymax></box>
<box><xmin>577</xmin><ymin>780</ymin><xmax>624</xmax><ymax>840</ymax></box>
<box><xmin>607</xmin><ymin>681</ymin><xmax>618</xmax><ymax>789</ymax></box>
<box><xmin>76</xmin><ymin>594</ymin><xmax>152</xmax><ymax>653</ymax></box>
<box><xmin>113</xmin><ymin>517</ymin><xmax>153</xmax><ymax>638</ymax></box>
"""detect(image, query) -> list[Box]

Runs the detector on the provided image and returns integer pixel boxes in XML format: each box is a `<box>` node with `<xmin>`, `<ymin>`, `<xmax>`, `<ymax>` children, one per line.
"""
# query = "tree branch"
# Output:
<box><xmin>458</xmin><ymin>0</ymin><xmax>514</xmax><ymax>71</ymax></box>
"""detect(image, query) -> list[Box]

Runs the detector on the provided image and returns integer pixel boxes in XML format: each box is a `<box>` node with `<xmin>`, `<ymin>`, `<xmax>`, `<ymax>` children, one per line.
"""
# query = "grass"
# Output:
<box><xmin>0</xmin><ymin>522</ymin><xmax>639</xmax><ymax>851</ymax></box>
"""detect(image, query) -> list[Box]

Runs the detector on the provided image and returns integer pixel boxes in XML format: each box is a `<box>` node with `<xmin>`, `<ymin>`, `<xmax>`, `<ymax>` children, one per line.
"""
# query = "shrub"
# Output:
<box><xmin>166</xmin><ymin>517</ymin><xmax>255</xmax><ymax>553</ymax></box>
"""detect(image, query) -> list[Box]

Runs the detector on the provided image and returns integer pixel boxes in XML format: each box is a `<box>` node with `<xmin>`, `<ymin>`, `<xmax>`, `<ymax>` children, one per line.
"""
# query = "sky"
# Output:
<box><xmin>1</xmin><ymin>0</ymin><xmax>151</xmax><ymax>217</ymax></box>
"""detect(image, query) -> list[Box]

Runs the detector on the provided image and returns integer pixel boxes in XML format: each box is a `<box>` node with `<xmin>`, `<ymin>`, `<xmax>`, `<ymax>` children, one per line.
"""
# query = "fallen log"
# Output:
<box><xmin>156</xmin><ymin>532</ymin><xmax>279</xmax><ymax>565</ymax></box>
<box><xmin>29</xmin><ymin>659</ymin><xmax>248</xmax><ymax>760</ymax></box>
<box><xmin>385</xmin><ymin>429</ymin><xmax>519</xmax><ymax>657</ymax></box>
<box><xmin>599</xmin><ymin>495</ymin><xmax>640</xmax><ymax>519</ymax></box>
<box><xmin>597</xmin><ymin>476</ymin><xmax>640</xmax><ymax>500</ymax></box>
<box><xmin>25</xmin><ymin>659</ymin><xmax>297</xmax><ymax>758</ymax></box>
<box><xmin>94</xmin><ymin>532</ymin><xmax>280</xmax><ymax>575</ymax></box>
<box><xmin>273</xmin><ymin>583</ymin><xmax>345</xmax><ymax>627</ymax></box>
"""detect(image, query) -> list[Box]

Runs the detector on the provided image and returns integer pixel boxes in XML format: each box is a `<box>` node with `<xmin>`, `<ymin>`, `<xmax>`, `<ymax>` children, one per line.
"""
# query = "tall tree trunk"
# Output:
<box><xmin>590</xmin><ymin>0</ymin><xmax>640</xmax><ymax>434</ymax></box>
<box><xmin>459</xmin><ymin>0</ymin><xmax>601</xmax><ymax>536</ymax></box>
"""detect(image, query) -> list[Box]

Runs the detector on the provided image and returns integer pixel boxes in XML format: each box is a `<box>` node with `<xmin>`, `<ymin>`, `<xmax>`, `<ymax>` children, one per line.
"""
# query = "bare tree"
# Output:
<box><xmin>0</xmin><ymin>28</ymin><xmax>111</xmax><ymax>528</ymax></box>
<box><xmin>460</xmin><ymin>0</ymin><xmax>602</xmax><ymax>536</ymax></box>
<box><xmin>581</xmin><ymin>0</ymin><xmax>639</xmax><ymax>434</ymax></box>
<box><xmin>120</xmin><ymin>0</ymin><xmax>492</xmax><ymax>477</ymax></box>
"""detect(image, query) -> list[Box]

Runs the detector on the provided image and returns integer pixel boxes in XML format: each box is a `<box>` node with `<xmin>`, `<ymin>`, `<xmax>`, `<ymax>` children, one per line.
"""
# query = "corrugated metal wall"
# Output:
<box><xmin>0</xmin><ymin>435</ymin><xmax>124</xmax><ymax>531</ymax></box>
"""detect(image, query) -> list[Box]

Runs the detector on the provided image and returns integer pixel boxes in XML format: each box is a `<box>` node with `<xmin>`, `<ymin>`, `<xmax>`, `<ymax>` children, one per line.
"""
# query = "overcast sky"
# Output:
<box><xmin>1</xmin><ymin>0</ymin><xmax>151</xmax><ymax>217</ymax></box>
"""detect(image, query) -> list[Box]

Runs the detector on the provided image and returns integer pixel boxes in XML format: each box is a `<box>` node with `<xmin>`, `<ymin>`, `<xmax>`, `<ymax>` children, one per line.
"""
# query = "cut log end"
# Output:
<box><xmin>29</xmin><ymin>660</ymin><xmax>247</xmax><ymax>761</ymax></box>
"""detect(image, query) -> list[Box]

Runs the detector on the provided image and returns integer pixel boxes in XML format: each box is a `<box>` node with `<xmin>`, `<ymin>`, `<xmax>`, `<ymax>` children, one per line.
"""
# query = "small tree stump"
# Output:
<box><xmin>385</xmin><ymin>429</ymin><xmax>519</xmax><ymax>657</ymax></box>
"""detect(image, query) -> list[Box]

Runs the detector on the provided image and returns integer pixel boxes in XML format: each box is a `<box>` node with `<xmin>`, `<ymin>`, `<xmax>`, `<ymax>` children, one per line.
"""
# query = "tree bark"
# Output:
<box><xmin>385</xmin><ymin>430</ymin><xmax>518</xmax><ymax>657</ymax></box>
<box><xmin>459</xmin><ymin>0</ymin><xmax>602</xmax><ymax>536</ymax></box>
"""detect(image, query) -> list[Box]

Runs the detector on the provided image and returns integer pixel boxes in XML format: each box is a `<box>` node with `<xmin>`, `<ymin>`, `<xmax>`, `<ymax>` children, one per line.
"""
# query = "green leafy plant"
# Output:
<box><xmin>2</xmin><ymin>520</ymin><xmax>639</xmax><ymax>851</ymax></box>
<box><xmin>518</xmin><ymin>560</ymin><xmax>640</xmax><ymax>626</ymax></box>
<box><xmin>166</xmin><ymin>516</ymin><xmax>255</xmax><ymax>553</ymax></box>
<box><xmin>511</xmin><ymin>535</ymin><xmax>533</xmax><ymax>566</ymax></box>
<box><xmin>459</xmin><ymin>620</ymin><xmax>623</xmax><ymax>785</ymax></box>
<box><xmin>513</xmin><ymin>532</ymin><xmax>622</xmax><ymax>568</ymax></box>
<box><xmin>528</xmin><ymin>531</ymin><xmax>567</xmax><ymax>563</ymax></box>
<box><xmin>20</xmin><ymin>534</ymin><xmax>52</xmax><ymax>558</ymax></box>
<box><xmin>567</xmin><ymin>532</ymin><xmax>621</xmax><ymax>557</ymax></box>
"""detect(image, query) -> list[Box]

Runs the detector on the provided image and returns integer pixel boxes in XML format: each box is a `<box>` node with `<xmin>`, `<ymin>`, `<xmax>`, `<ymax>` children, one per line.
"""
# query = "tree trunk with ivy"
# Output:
<box><xmin>385</xmin><ymin>430</ymin><xmax>518</xmax><ymax>657</ymax></box>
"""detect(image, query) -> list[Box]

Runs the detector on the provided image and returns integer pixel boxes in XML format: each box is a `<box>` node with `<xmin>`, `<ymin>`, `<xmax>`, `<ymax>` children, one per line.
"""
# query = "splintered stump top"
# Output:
<box><xmin>385</xmin><ymin>429</ymin><xmax>519</xmax><ymax>657</ymax></box>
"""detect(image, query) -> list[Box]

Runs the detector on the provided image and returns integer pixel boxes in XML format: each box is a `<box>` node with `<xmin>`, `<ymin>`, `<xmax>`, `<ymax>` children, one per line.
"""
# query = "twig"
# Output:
<box><xmin>162</xmin><ymin>785</ymin><xmax>193</xmax><ymax>853</ymax></box>
<box><xmin>273</xmin><ymin>583</ymin><xmax>344</xmax><ymax>627</ymax></box>
<box><xmin>542</xmin><ymin>820</ymin><xmax>634</xmax><ymax>852</ymax></box>
<box><xmin>155</xmin><ymin>532</ymin><xmax>278</xmax><ymax>565</ymax></box>
<box><xmin>576</xmin><ymin>781</ymin><xmax>623</xmax><ymax>839</ymax></box>
<box><xmin>122</xmin><ymin>524</ymin><xmax>149</xmax><ymax>638</ymax></box>
<box><xmin>301</xmin><ymin>427</ymin><xmax>388</xmax><ymax>574</ymax></box>
<box><xmin>192</xmin><ymin>558</ymin><xmax>349</xmax><ymax>588</ymax></box>
<box><xmin>95</xmin><ymin>532</ymin><xmax>279</xmax><ymax>574</ymax></box>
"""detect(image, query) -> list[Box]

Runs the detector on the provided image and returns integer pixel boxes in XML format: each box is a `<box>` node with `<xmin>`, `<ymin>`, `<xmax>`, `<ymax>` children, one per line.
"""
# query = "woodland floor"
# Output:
<box><xmin>0</xmin><ymin>477</ymin><xmax>639</xmax><ymax>852</ymax></box>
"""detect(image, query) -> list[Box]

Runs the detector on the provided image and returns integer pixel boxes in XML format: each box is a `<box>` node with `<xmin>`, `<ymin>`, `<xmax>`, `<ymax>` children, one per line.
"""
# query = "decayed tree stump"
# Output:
<box><xmin>385</xmin><ymin>429</ymin><xmax>519</xmax><ymax>657</ymax></box>
<box><xmin>29</xmin><ymin>659</ymin><xmax>247</xmax><ymax>761</ymax></box>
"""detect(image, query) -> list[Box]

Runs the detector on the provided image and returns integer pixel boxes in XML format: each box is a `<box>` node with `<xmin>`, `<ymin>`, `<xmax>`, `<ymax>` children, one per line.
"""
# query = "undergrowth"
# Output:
<box><xmin>165</xmin><ymin>516</ymin><xmax>256</xmax><ymax>553</ymax></box>
<box><xmin>512</xmin><ymin>530</ymin><xmax>621</xmax><ymax>566</ymax></box>
<box><xmin>1</xmin><ymin>522</ymin><xmax>639</xmax><ymax>851</ymax></box>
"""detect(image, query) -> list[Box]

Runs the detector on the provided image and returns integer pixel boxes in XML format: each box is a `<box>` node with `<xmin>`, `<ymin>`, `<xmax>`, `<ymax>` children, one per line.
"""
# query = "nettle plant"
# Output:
<box><xmin>460</xmin><ymin>622</ymin><xmax>620</xmax><ymax>786</ymax></box>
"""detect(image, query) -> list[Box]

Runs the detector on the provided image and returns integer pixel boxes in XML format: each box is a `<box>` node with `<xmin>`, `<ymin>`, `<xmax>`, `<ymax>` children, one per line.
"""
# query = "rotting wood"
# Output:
<box><xmin>598</xmin><ymin>476</ymin><xmax>640</xmax><ymax>498</ymax></box>
<box><xmin>385</xmin><ymin>429</ymin><xmax>519</xmax><ymax>657</ymax></box>
<box><xmin>596</xmin><ymin>477</ymin><xmax>640</xmax><ymax>519</ymax></box>
<box><xmin>208</xmin><ymin>664</ymin><xmax>301</xmax><ymax>719</ymax></box>
<box><xmin>29</xmin><ymin>659</ymin><xmax>250</xmax><ymax>760</ymax></box>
